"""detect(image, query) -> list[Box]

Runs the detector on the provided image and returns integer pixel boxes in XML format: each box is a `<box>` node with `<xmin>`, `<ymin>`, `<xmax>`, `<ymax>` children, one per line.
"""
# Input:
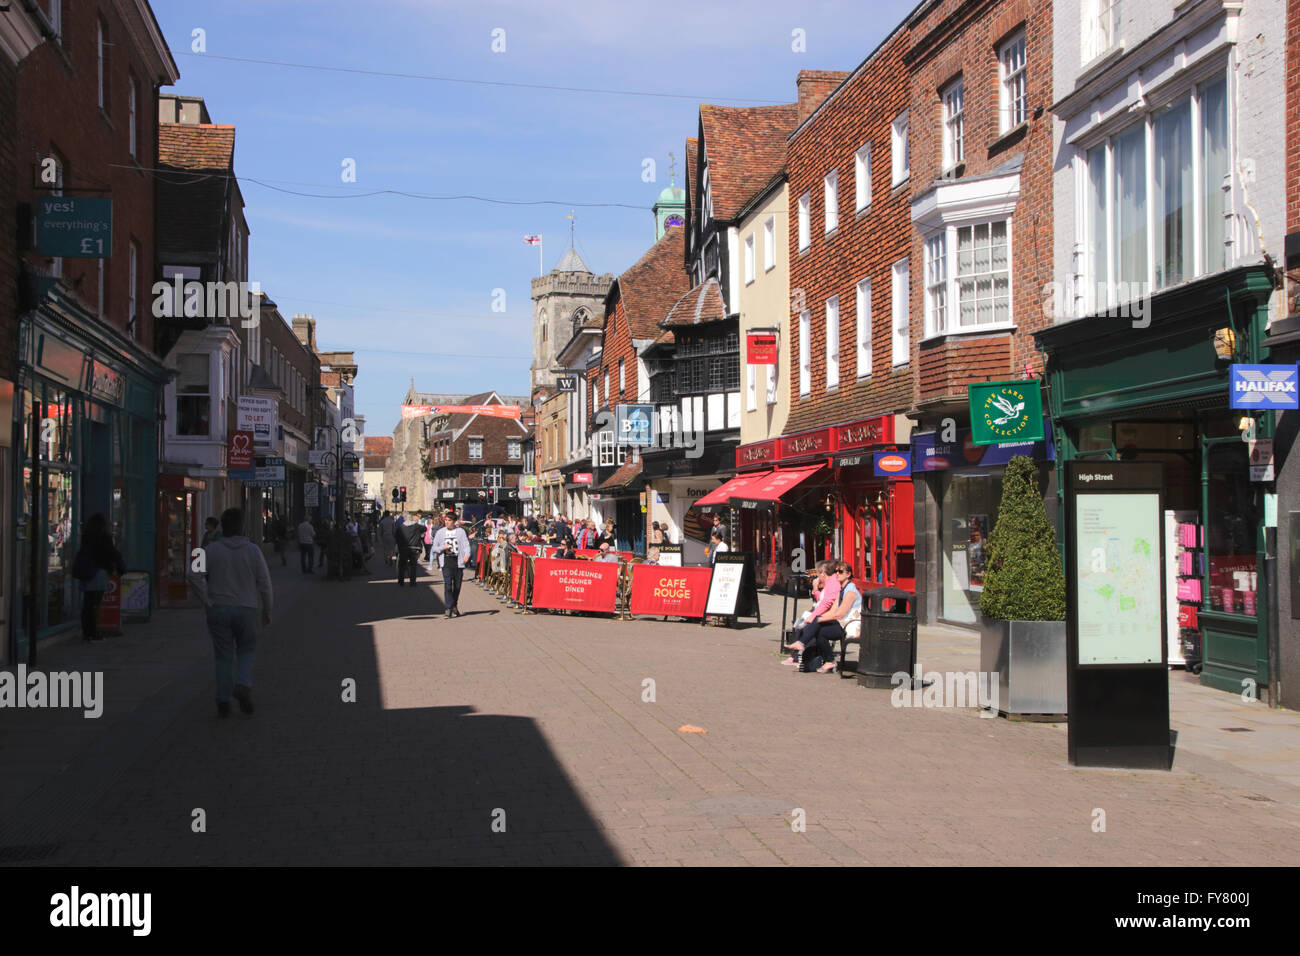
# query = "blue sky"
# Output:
<box><xmin>151</xmin><ymin>0</ymin><xmax>916</xmax><ymax>438</ymax></box>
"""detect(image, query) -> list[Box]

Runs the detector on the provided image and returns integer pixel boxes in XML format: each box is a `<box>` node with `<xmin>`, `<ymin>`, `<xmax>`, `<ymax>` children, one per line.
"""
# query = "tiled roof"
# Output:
<box><xmin>158</xmin><ymin>124</ymin><xmax>235</xmax><ymax>170</ymax></box>
<box><xmin>662</xmin><ymin>278</ymin><xmax>727</xmax><ymax>327</ymax></box>
<box><xmin>597</xmin><ymin>457</ymin><xmax>643</xmax><ymax>491</ymax></box>
<box><xmin>612</xmin><ymin>228</ymin><xmax>689</xmax><ymax>340</ymax></box>
<box><xmin>685</xmin><ymin>136</ymin><xmax>698</xmax><ymax>215</ymax></box>
<box><xmin>156</xmin><ymin>125</ymin><xmax>237</xmax><ymax>260</ymax></box>
<box><xmin>321</xmin><ymin>370</ymin><xmax>343</xmax><ymax>386</ymax></box>
<box><xmin>698</xmin><ymin>104</ymin><xmax>799</xmax><ymax>221</ymax></box>
<box><xmin>364</xmin><ymin>435</ymin><xmax>393</xmax><ymax>468</ymax></box>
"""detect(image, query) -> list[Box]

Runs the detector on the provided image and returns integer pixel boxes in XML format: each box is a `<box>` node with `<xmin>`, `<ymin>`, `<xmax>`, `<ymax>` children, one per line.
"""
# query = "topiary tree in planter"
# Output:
<box><xmin>979</xmin><ymin>455</ymin><xmax>1066</xmax><ymax>622</ymax></box>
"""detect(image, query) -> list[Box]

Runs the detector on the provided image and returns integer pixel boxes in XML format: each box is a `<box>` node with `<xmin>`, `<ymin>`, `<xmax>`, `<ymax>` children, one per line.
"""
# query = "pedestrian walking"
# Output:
<box><xmin>378</xmin><ymin>510</ymin><xmax>396</xmax><ymax>566</ymax></box>
<box><xmin>432</xmin><ymin>510</ymin><xmax>471</xmax><ymax>618</ymax></box>
<box><xmin>314</xmin><ymin>516</ymin><xmax>330</xmax><ymax>567</ymax></box>
<box><xmin>423</xmin><ymin>518</ymin><xmax>436</xmax><ymax>570</ymax></box>
<box><xmin>296</xmin><ymin>515</ymin><xmax>316</xmax><ymax>574</ymax></box>
<box><xmin>72</xmin><ymin>513</ymin><xmax>126</xmax><ymax>643</ymax></box>
<box><xmin>200</xmin><ymin>516</ymin><xmax>221</xmax><ymax>548</ymax></box>
<box><xmin>272</xmin><ymin>511</ymin><xmax>288</xmax><ymax>566</ymax></box>
<box><xmin>395</xmin><ymin>513</ymin><xmax>426</xmax><ymax>586</ymax></box>
<box><xmin>188</xmin><ymin>508</ymin><xmax>273</xmax><ymax>717</ymax></box>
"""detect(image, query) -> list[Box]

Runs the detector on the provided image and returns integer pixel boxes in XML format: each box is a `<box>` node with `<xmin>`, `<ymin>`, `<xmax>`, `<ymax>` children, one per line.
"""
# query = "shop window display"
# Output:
<box><xmin>1205</xmin><ymin>443</ymin><xmax>1258</xmax><ymax>616</ymax></box>
<box><xmin>940</xmin><ymin>473</ymin><xmax>1001</xmax><ymax>625</ymax></box>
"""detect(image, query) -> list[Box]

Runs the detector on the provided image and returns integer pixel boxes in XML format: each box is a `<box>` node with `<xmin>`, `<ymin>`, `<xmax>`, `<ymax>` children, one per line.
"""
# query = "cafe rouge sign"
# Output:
<box><xmin>735</xmin><ymin>415</ymin><xmax>895</xmax><ymax>469</ymax></box>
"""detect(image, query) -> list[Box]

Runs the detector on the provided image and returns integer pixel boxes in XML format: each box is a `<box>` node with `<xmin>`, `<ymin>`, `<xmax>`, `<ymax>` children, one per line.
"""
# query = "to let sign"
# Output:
<box><xmin>746</xmin><ymin>333</ymin><xmax>778</xmax><ymax>365</ymax></box>
<box><xmin>36</xmin><ymin>197</ymin><xmax>113</xmax><ymax>257</ymax></box>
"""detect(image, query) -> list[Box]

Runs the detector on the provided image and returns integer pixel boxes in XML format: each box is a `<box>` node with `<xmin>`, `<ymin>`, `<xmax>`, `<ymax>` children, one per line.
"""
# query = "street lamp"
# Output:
<box><xmin>313</xmin><ymin>423</ymin><xmax>350</xmax><ymax>578</ymax></box>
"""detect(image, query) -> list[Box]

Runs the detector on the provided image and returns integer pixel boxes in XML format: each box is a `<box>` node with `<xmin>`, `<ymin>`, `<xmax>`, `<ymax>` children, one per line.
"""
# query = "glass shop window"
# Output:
<box><xmin>1205</xmin><ymin>443</ymin><xmax>1258</xmax><ymax>616</ymax></box>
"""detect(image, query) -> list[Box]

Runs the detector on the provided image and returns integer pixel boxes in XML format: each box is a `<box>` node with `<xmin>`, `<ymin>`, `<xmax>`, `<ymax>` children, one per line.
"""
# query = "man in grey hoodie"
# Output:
<box><xmin>191</xmin><ymin>508</ymin><xmax>273</xmax><ymax>717</ymax></box>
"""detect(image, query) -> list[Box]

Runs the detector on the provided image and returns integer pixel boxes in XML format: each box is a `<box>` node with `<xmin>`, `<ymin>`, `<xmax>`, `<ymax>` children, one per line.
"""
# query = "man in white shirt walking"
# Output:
<box><xmin>432</xmin><ymin>510</ymin><xmax>471</xmax><ymax>618</ymax></box>
<box><xmin>296</xmin><ymin>515</ymin><xmax>317</xmax><ymax>574</ymax></box>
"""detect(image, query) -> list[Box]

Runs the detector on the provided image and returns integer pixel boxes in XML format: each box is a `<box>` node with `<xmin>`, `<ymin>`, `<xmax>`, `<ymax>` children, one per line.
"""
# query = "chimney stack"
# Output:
<box><xmin>796</xmin><ymin>70</ymin><xmax>850</xmax><ymax>124</ymax></box>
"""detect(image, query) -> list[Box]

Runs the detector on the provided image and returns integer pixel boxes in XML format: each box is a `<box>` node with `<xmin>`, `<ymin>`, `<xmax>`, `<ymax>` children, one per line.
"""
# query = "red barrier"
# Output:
<box><xmin>510</xmin><ymin>552</ymin><xmax>526</xmax><ymax>602</ymax></box>
<box><xmin>530</xmin><ymin>558</ymin><xmax>619</xmax><ymax>613</ymax></box>
<box><xmin>575</xmin><ymin>549</ymin><xmax>634</xmax><ymax>561</ymax></box>
<box><xmin>629</xmin><ymin>565</ymin><xmax>713</xmax><ymax>619</ymax></box>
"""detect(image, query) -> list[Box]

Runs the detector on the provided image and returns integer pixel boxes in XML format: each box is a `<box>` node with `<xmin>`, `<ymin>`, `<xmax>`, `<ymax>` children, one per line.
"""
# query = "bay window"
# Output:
<box><xmin>177</xmin><ymin>354</ymin><xmax>210</xmax><ymax>437</ymax></box>
<box><xmin>1081</xmin><ymin>74</ymin><xmax>1229</xmax><ymax>311</ymax></box>
<box><xmin>923</xmin><ymin>221</ymin><xmax>1011</xmax><ymax>336</ymax></box>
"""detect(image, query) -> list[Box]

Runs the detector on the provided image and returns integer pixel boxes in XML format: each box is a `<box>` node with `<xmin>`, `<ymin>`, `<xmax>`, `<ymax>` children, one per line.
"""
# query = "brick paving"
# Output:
<box><xmin>1</xmin><ymin>555</ymin><xmax>1298</xmax><ymax>866</ymax></box>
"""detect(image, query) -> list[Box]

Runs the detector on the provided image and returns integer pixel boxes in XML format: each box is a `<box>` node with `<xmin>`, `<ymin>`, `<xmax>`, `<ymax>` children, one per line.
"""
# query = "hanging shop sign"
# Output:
<box><xmin>305</xmin><ymin>482</ymin><xmax>320</xmax><ymax>506</ymax></box>
<box><xmin>1230</xmin><ymin>364</ymin><xmax>1300</xmax><ymax>410</ymax></box>
<box><xmin>555</xmin><ymin>376</ymin><xmax>578</xmax><ymax>392</ymax></box>
<box><xmin>248</xmin><ymin>456</ymin><xmax>285</xmax><ymax>488</ymax></box>
<box><xmin>36</xmin><ymin>196</ymin><xmax>113</xmax><ymax>257</ymax></box>
<box><xmin>522</xmin><ymin>474</ymin><xmax>538</xmax><ymax>489</ymax></box>
<box><xmin>571</xmin><ymin>472</ymin><xmax>592</xmax><ymax>484</ymax></box>
<box><xmin>746</xmin><ymin>333</ymin><xmax>778</xmax><ymax>365</ymax></box>
<box><xmin>872</xmin><ymin>451</ymin><xmax>912</xmax><ymax>477</ymax></box>
<box><xmin>968</xmin><ymin>380</ymin><xmax>1045</xmax><ymax>445</ymax></box>
<box><xmin>910</xmin><ymin>418</ymin><xmax>1054</xmax><ymax>472</ymax></box>
<box><xmin>615</xmin><ymin>403</ymin><xmax>654</xmax><ymax>445</ymax></box>
<box><xmin>228</xmin><ymin>430</ymin><xmax>255</xmax><ymax>470</ymax></box>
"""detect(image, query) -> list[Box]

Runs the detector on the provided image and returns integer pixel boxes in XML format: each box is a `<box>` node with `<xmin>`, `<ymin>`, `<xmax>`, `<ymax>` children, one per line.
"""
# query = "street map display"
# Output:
<box><xmin>1074</xmin><ymin>493</ymin><xmax>1163</xmax><ymax>665</ymax></box>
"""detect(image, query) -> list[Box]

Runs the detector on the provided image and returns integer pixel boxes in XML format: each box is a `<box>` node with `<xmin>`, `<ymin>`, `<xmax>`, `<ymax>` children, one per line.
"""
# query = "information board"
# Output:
<box><xmin>1075</xmin><ymin>492</ymin><xmax>1163</xmax><ymax>664</ymax></box>
<box><xmin>656</xmin><ymin>543</ymin><xmax>682</xmax><ymax>567</ymax></box>
<box><xmin>703</xmin><ymin>551</ymin><xmax>760</xmax><ymax>621</ymax></box>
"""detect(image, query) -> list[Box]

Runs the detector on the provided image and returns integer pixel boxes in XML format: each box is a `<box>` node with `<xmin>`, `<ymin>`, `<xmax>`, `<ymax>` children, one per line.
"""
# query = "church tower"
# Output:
<box><xmin>653</xmin><ymin>153</ymin><xmax>687</xmax><ymax>240</ymax></box>
<box><xmin>529</xmin><ymin>230</ymin><xmax>612</xmax><ymax>398</ymax></box>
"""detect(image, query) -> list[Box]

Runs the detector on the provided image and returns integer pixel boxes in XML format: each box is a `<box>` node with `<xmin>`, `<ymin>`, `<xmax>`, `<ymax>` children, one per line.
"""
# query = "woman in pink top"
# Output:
<box><xmin>785</xmin><ymin>561</ymin><xmax>841</xmax><ymax>673</ymax></box>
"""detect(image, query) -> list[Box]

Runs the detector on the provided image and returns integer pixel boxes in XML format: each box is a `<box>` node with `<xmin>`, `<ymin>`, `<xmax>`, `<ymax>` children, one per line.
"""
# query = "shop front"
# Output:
<box><xmin>1034</xmin><ymin>264</ymin><xmax>1276</xmax><ymax>697</ymax></box>
<box><xmin>9</xmin><ymin>287</ymin><xmax>165</xmax><ymax>660</ymax></box>
<box><xmin>641</xmin><ymin>439</ymin><xmax>733</xmax><ymax>565</ymax></box>
<box><xmin>563</xmin><ymin>469</ymin><xmax>593</xmax><ymax>521</ymax></box>
<box><xmin>156</xmin><ymin>474</ymin><xmax>206</xmax><ymax>607</ymax></box>
<box><xmin>910</xmin><ymin>420</ymin><xmax>1055</xmax><ymax>627</ymax></box>
<box><xmin>729</xmin><ymin>415</ymin><xmax>914</xmax><ymax>592</ymax></box>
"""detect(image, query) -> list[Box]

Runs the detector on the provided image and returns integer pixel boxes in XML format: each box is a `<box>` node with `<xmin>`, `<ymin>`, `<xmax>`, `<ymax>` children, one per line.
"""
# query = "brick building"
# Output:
<box><xmin>9</xmin><ymin>0</ymin><xmax>177</xmax><ymax>659</ymax></box>
<box><xmin>425</xmin><ymin>391</ymin><xmax>530</xmax><ymax>518</ymax></box>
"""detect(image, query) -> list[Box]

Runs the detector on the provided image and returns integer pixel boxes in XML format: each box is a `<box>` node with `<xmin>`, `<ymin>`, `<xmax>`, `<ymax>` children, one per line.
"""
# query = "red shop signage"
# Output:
<box><xmin>780</xmin><ymin>428</ymin><xmax>832</xmax><ymax>461</ymax></box>
<box><xmin>573</xmin><ymin>473</ymin><xmax>593</xmax><ymax>484</ymax></box>
<box><xmin>735</xmin><ymin>440</ymin><xmax>777</xmax><ymax>469</ymax></box>
<box><xmin>629</xmin><ymin>565</ymin><xmax>713</xmax><ymax>619</ymax></box>
<box><xmin>835</xmin><ymin>415</ymin><xmax>893</xmax><ymax>451</ymax></box>
<box><xmin>228</xmin><ymin>430</ymin><xmax>255</xmax><ymax>469</ymax></box>
<box><xmin>746</xmin><ymin>333</ymin><xmax>778</xmax><ymax>365</ymax></box>
<box><xmin>530</xmin><ymin>558</ymin><xmax>619</xmax><ymax>613</ymax></box>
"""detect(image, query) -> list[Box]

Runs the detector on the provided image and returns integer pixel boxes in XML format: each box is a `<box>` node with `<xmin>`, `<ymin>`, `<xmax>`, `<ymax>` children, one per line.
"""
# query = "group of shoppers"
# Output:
<box><xmin>783</xmin><ymin>560</ymin><xmax>863</xmax><ymax>675</ymax></box>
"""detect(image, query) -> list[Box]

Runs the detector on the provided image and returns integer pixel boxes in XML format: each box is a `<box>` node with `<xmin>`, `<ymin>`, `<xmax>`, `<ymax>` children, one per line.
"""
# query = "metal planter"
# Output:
<box><xmin>978</xmin><ymin>618</ymin><xmax>1068</xmax><ymax>716</ymax></box>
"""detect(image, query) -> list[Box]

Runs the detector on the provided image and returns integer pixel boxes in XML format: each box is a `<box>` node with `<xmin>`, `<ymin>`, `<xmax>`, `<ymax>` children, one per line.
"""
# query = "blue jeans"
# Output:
<box><xmin>207</xmin><ymin>605</ymin><xmax>259</xmax><ymax>702</ymax></box>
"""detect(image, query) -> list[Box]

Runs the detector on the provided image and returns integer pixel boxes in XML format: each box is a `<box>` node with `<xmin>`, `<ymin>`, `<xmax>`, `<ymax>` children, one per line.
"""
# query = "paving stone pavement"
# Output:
<box><xmin>1</xmin><ymin>556</ymin><xmax>1298</xmax><ymax>866</ymax></box>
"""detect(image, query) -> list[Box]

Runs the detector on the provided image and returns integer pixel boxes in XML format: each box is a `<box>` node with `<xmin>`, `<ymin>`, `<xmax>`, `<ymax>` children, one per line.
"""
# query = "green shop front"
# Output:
<box><xmin>8</xmin><ymin>282</ymin><xmax>166</xmax><ymax>662</ymax></box>
<box><xmin>1034</xmin><ymin>264</ymin><xmax>1276</xmax><ymax>697</ymax></box>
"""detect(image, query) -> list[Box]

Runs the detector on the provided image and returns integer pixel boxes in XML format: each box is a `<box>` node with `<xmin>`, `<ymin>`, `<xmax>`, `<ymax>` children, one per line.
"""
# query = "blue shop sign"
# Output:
<box><xmin>911</xmin><ymin>417</ymin><xmax>1054</xmax><ymax>472</ymax></box>
<box><xmin>1230</xmin><ymin>364</ymin><xmax>1300</xmax><ymax>410</ymax></box>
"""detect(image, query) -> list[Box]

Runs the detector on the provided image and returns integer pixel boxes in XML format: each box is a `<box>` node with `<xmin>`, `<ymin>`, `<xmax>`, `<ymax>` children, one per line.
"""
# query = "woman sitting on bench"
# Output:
<box><xmin>785</xmin><ymin>561</ymin><xmax>840</xmax><ymax>672</ymax></box>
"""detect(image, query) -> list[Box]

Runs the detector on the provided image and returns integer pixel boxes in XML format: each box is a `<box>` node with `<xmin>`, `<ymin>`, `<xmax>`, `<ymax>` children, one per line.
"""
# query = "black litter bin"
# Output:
<box><xmin>856</xmin><ymin>587</ymin><xmax>917</xmax><ymax>688</ymax></box>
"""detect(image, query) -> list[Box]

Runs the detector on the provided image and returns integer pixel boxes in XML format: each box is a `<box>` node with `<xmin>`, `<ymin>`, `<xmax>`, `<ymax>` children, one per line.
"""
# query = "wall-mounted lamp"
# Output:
<box><xmin>1212</xmin><ymin>327</ymin><xmax>1236</xmax><ymax>360</ymax></box>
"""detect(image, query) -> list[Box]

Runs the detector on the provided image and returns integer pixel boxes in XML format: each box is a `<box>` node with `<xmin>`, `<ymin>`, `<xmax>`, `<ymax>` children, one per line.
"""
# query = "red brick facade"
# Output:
<box><xmin>1</xmin><ymin>52</ymin><xmax>17</xmax><ymax>384</ymax></box>
<box><xmin>16</xmin><ymin>1</ymin><xmax>173</xmax><ymax>353</ymax></box>
<box><xmin>906</xmin><ymin>0</ymin><xmax>1054</xmax><ymax>405</ymax></box>
<box><xmin>1290</xmin><ymin>0</ymin><xmax>1300</xmax><ymax>236</ymax></box>
<box><xmin>427</xmin><ymin>396</ymin><xmax>529</xmax><ymax>491</ymax></box>
<box><xmin>785</xmin><ymin>28</ymin><xmax>913</xmax><ymax>433</ymax></box>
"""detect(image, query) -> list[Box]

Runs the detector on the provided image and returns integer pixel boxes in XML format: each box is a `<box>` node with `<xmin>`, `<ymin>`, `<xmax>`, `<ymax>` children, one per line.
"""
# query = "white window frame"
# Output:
<box><xmin>1082</xmin><ymin>0</ymin><xmax>1121</xmax><ymax>65</ymax></box>
<box><xmin>825</xmin><ymin>296</ymin><xmax>840</xmax><ymax>389</ymax></box>
<box><xmin>797</xmin><ymin>192</ymin><xmax>811</xmax><ymax>251</ymax></box>
<box><xmin>765</xmin><ymin>361</ymin><xmax>777</xmax><ymax>405</ymax></box>
<box><xmin>598</xmin><ymin>430</ymin><xmax>615</xmax><ymax>467</ymax></box>
<box><xmin>824</xmin><ymin>169</ymin><xmax>839</xmax><ymax>234</ymax></box>
<box><xmin>619</xmin><ymin>358</ymin><xmax>625</xmax><ymax>393</ymax></box>
<box><xmin>746</xmin><ymin>362</ymin><xmax>757</xmax><ymax>411</ymax></box>
<box><xmin>1077</xmin><ymin>72</ymin><xmax>1229</xmax><ymax>312</ymax></box>
<box><xmin>856</xmin><ymin>278</ymin><xmax>871</xmax><ymax>379</ymax></box>
<box><xmin>891</xmin><ymin>259</ymin><xmax>910</xmax><ymax>367</ymax></box>
<box><xmin>763</xmin><ymin>216</ymin><xmax>776</xmax><ymax>271</ymax></box>
<box><xmin>942</xmin><ymin>78</ymin><xmax>964</xmax><ymax>169</ymax></box>
<box><xmin>469</xmin><ymin>438</ymin><xmax>483</xmax><ymax>460</ymax></box>
<box><xmin>892</xmin><ymin>111</ymin><xmax>909</xmax><ymax>185</ymax></box>
<box><xmin>999</xmin><ymin>31</ymin><xmax>1027</xmax><ymax>134</ymax></box>
<box><xmin>484</xmin><ymin>466</ymin><xmax>503</xmax><ymax>488</ymax></box>
<box><xmin>798</xmin><ymin>309</ymin><xmax>811</xmax><ymax>396</ymax></box>
<box><xmin>744</xmin><ymin>233</ymin><xmax>755</xmax><ymax>284</ymax></box>
<box><xmin>604</xmin><ymin>370</ymin><xmax>610</xmax><ymax>404</ymax></box>
<box><xmin>924</xmin><ymin>232</ymin><xmax>948</xmax><ymax>335</ymax></box>
<box><xmin>855</xmin><ymin>143</ymin><xmax>872</xmax><ymax>212</ymax></box>
<box><xmin>508</xmin><ymin>438</ymin><xmax>521</xmax><ymax>460</ymax></box>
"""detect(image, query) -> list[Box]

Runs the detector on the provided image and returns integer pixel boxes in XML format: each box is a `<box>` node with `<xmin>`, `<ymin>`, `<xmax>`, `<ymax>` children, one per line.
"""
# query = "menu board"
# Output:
<box><xmin>1075</xmin><ymin>493</ymin><xmax>1163</xmax><ymax>665</ymax></box>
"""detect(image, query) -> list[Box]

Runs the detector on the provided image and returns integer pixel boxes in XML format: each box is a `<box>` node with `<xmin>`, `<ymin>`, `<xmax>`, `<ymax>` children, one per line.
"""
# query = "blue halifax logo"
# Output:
<box><xmin>1230</xmin><ymin>364</ymin><xmax>1300</xmax><ymax>410</ymax></box>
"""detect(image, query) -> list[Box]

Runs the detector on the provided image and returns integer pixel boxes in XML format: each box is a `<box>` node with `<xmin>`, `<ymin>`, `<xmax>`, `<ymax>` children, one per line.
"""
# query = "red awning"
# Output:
<box><xmin>693</xmin><ymin>471</ymin><xmax>772</xmax><ymax>509</ymax></box>
<box><xmin>731</xmin><ymin>465</ymin><xmax>824</xmax><ymax>504</ymax></box>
